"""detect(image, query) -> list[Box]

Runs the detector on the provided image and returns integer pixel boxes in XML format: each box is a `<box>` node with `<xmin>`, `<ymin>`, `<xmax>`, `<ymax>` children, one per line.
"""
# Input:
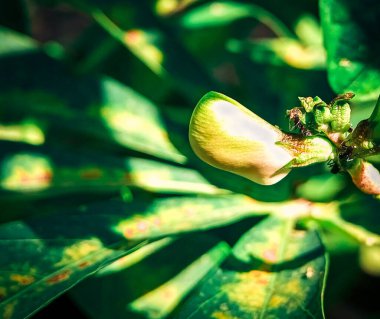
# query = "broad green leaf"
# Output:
<box><xmin>95</xmin><ymin>78</ymin><xmax>186</xmax><ymax>163</ymax></box>
<box><xmin>0</xmin><ymin>121</ymin><xmax>44</xmax><ymax>145</ymax></box>
<box><xmin>179</xmin><ymin>1</ymin><xmax>292</xmax><ymax>37</ymax></box>
<box><xmin>359</xmin><ymin>245</ymin><xmax>380</xmax><ymax>276</ymax></box>
<box><xmin>296</xmin><ymin>174</ymin><xmax>345</xmax><ymax>202</ymax></box>
<box><xmin>97</xmin><ymin>237</ymin><xmax>174</xmax><ymax>276</ymax></box>
<box><xmin>128</xmin><ymin>241</ymin><xmax>230</xmax><ymax>319</ymax></box>
<box><xmin>294</xmin><ymin>14</ymin><xmax>323</xmax><ymax>47</ymax></box>
<box><xmin>320</xmin><ymin>0</ymin><xmax>380</xmax><ymax>102</ymax></box>
<box><xmin>87</xmin><ymin>4</ymin><xmax>215</xmax><ymax>94</ymax></box>
<box><xmin>112</xmin><ymin>194</ymin><xmax>273</xmax><ymax>240</ymax></box>
<box><xmin>125</xmin><ymin>157</ymin><xmax>227</xmax><ymax>195</ymax></box>
<box><xmin>0</xmin><ymin>26</ymin><xmax>37</xmax><ymax>56</ymax></box>
<box><xmin>71</xmin><ymin>236</ymin><xmax>230</xmax><ymax>319</ymax></box>
<box><xmin>228</xmin><ymin>37</ymin><xmax>326</xmax><ymax>70</ymax></box>
<box><xmin>0</xmin><ymin>206</ymin><xmax>146</xmax><ymax>319</ymax></box>
<box><xmin>0</xmin><ymin>49</ymin><xmax>186</xmax><ymax>163</ymax></box>
<box><xmin>0</xmin><ymin>144</ymin><xmax>222</xmax><ymax>197</ymax></box>
<box><xmin>177</xmin><ymin>216</ymin><xmax>327</xmax><ymax>319</ymax></box>
<box><xmin>227</xmin><ymin>14</ymin><xmax>325</xmax><ymax>70</ymax></box>
<box><xmin>154</xmin><ymin>0</ymin><xmax>199</xmax><ymax>16</ymax></box>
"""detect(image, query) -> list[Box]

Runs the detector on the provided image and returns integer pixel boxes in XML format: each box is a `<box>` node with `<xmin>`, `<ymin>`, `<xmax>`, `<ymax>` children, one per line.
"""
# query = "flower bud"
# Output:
<box><xmin>348</xmin><ymin>159</ymin><xmax>380</xmax><ymax>195</ymax></box>
<box><xmin>189</xmin><ymin>92</ymin><xmax>333</xmax><ymax>185</ymax></box>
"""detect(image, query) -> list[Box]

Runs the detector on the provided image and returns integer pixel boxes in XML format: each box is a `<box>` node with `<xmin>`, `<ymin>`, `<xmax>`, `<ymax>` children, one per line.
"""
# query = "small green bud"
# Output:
<box><xmin>298</xmin><ymin>96</ymin><xmax>327</xmax><ymax>113</ymax></box>
<box><xmin>298</xmin><ymin>96</ymin><xmax>315</xmax><ymax>113</ymax></box>
<box><xmin>189</xmin><ymin>92</ymin><xmax>334</xmax><ymax>185</ymax></box>
<box><xmin>314</xmin><ymin>105</ymin><xmax>332</xmax><ymax>126</ymax></box>
<box><xmin>330</xmin><ymin>102</ymin><xmax>351</xmax><ymax>133</ymax></box>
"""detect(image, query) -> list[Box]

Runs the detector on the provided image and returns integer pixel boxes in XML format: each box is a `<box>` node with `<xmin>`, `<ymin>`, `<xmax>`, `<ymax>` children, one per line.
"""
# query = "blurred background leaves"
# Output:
<box><xmin>0</xmin><ymin>0</ymin><xmax>379</xmax><ymax>318</ymax></box>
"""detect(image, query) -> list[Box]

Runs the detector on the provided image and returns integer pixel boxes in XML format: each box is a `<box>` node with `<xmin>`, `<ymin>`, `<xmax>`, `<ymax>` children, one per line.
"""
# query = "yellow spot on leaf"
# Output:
<box><xmin>269</xmin><ymin>294</ymin><xmax>287</xmax><ymax>308</ymax></box>
<box><xmin>212</xmin><ymin>310</ymin><xmax>237</xmax><ymax>319</ymax></box>
<box><xmin>1</xmin><ymin>154</ymin><xmax>53</xmax><ymax>191</ymax></box>
<box><xmin>55</xmin><ymin>238</ymin><xmax>105</xmax><ymax>267</ymax></box>
<box><xmin>3</xmin><ymin>301</ymin><xmax>16</xmax><ymax>319</ymax></box>
<box><xmin>0</xmin><ymin>287</ymin><xmax>7</xmax><ymax>299</ymax></box>
<box><xmin>223</xmin><ymin>271</ymin><xmax>270</xmax><ymax>310</ymax></box>
<box><xmin>10</xmin><ymin>274</ymin><xmax>35</xmax><ymax>285</ymax></box>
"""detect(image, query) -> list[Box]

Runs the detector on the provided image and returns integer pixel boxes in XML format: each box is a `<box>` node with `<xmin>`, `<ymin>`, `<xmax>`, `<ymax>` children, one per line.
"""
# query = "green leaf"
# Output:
<box><xmin>154</xmin><ymin>0</ymin><xmax>199</xmax><ymax>16</ymax></box>
<box><xmin>0</xmin><ymin>50</ymin><xmax>186</xmax><ymax>163</ymax></box>
<box><xmin>124</xmin><ymin>157</ymin><xmax>228</xmax><ymax>195</ymax></box>
<box><xmin>0</xmin><ymin>26</ymin><xmax>37</xmax><ymax>56</ymax></box>
<box><xmin>128</xmin><ymin>240</ymin><xmax>230</xmax><ymax>319</ymax></box>
<box><xmin>320</xmin><ymin>0</ymin><xmax>380</xmax><ymax>102</ymax></box>
<box><xmin>179</xmin><ymin>1</ymin><xmax>292</xmax><ymax>37</ymax></box>
<box><xmin>228</xmin><ymin>37</ymin><xmax>326</xmax><ymax>70</ymax></box>
<box><xmin>177</xmin><ymin>216</ymin><xmax>327</xmax><ymax>319</ymax></box>
<box><xmin>71</xmin><ymin>236</ymin><xmax>230</xmax><ymax>319</ymax></box>
<box><xmin>0</xmin><ymin>143</ymin><xmax>223</xmax><ymax>197</ymax></box>
<box><xmin>0</xmin><ymin>120</ymin><xmax>44</xmax><ymax>145</ymax></box>
<box><xmin>88</xmin><ymin>5</ymin><xmax>215</xmax><ymax>94</ymax></box>
<box><xmin>295</xmin><ymin>173</ymin><xmax>345</xmax><ymax>202</ymax></box>
<box><xmin>0</xmin><ymin>206</ymin><xmax>145</xmax><ymax>319</ymax></box>
<box><xmin>112</xmin><ymin>194</ymin><xmax>271</xmax><ymax>240</ymax></box>
<box><xmin>96</xmin><ymin>237</ymin><xmax>174</xmax><ymax>276</ymax></box>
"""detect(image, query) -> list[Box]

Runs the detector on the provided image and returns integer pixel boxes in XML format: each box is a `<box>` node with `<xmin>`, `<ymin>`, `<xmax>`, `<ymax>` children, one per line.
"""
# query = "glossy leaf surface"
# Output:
<box><xmin>178</xmin><ymin>216</ymin><xmax>327</xmax><ymax>319</ymax></box>
<box><xmin>320</xmin><ymin>0</ymin><xmax>380</xmax><ymax>102</ymax></box>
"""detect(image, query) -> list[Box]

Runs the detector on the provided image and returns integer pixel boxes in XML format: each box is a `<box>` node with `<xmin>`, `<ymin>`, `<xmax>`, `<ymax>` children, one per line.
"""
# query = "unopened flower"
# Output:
<box><xmin>189</xmin><ymin>92</ymin><xmax>334</xmax><ymax>185</ymax></box>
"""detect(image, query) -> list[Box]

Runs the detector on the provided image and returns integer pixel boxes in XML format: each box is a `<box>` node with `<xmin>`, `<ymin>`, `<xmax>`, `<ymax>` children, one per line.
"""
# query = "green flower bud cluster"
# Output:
<box><xmin>287</xmin><ymin>93</ymin><xmax>354</xmax><ymax>140</ymax></box>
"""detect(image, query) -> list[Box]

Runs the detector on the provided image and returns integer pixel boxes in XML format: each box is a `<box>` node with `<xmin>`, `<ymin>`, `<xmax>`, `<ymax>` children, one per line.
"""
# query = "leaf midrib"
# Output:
<box><xmin>258</xmin><ymin>218</ymin><xmax>295</xmax><ymax>319</ymax></box>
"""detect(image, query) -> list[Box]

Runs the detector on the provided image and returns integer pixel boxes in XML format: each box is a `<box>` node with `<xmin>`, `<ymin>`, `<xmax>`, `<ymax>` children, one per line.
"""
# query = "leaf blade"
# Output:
<box><xmin>177</xmin><ymin>216</ymin><xmax>327</xmax><ymax>319</ymax></box>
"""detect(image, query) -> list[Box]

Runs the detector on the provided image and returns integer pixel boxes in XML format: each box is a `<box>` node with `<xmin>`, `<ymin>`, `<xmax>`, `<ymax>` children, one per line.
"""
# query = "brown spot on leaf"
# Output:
<box><xmin>78</xmin><ymin>261</ymin><xmax>91</xmax><ymax>269</ymax></box>
<box><xmin>124</xmin><ymin>29</ymin><xmax>142</xmax><ymax>44</ymax></box>
<box><xmin>46</xmin><ymin>270</ymin><xmax>71</xmax><ymax>284</ymax></box>
<box><xmin>80</xmin><ymin>168</ymin><xmax>103</xmax><ymax>180</ymax></box>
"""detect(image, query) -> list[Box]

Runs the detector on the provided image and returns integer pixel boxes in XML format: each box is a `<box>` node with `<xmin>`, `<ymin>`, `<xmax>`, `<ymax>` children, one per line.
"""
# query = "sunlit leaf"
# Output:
<box><xmin>128</xmin><ymin>241</ymin><xmax>230</xmax><ymax>319</ymax></box>
<box><xmin>71</xmin><ymin>236</ymin><xmax>230</xmax><ymax>319</ymax></box>
<box><xmin>177</xmin><ymin>216</ymin><xmax>327</xmax><ymax>318</ymax></box>
<box><xmin>296</xmin><ymin>173</ymin><xmax>345</xmax><ymax>202</ymax></box>
<box><xmin>97</xmin><ymin>237</ymin><xmax>174</xmax><ymax>276</ymax></box>
<box><xmin>0</xmin><ymin>49</ymin><xmax>186</xmax><ymax>163</ymax></box>
<box><xmin>179</xmin><ymin>1</ymin><xmax>292</xmax><ymax>37</ymax></box>
<box><xmin>228</xmin><ymin>37</ymin><xmax>326</xmax><ymax>70</ymax></box>
<box><xmin>0</xmin><ymin>205</ymin><xmax>145</xmax><ymax>319</ymax></box>
<box><xmin>359</xmin><ymin>245</ymin><xmax>380</xmax><ymax>276</ymax></box>
<box><xmin>113</xmin><ymin>194</ymin><xmax>272</xmax><ymax>240</ymax></box>
<box><xmin>0</xmin><ymin>26</ymin><xmax>37</xmax><ymax>56</ymax></box>
<box><xmin>89</xmin><ymin>6</ymin><xmax>215</xmax><ymax>94</ymax></box>
<box><xmin>125</xmin><ymin>157</ymin><xmax>227</xmax><ymax>195</ymax></box>
<box><xmin>154</xmin><ymin>0</ymin><xmax>199</xmax><ymax>16</ymax></box>
<box><xmin>0</xmin><ymin>121</ymin><xmax>45</xmax><ymax>146</ymax></box>
<box><xmin>320</xmin><ymin>0</ymin><xmax>380</xmax><ymax>102</ymax></box>
<box><xmin>0</xmin><ymin>145</ymin><xmax>222</xmax><ymax>197</ymax></box>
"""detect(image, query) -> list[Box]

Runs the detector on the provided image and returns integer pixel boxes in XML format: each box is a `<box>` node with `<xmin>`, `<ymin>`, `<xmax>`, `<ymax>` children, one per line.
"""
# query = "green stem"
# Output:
<box><xmin>90</xmin><ymin>9</ymin><xmax>125</xmax><ymax>41</ymax></box>
<box><xmin>303</xmin><ymin>203</ymin><xmax>380</xmax><ymax>246</ymax></box>
<box><xmin>76</xmin><ymin>36</ymin><xmax>119</xmax><ymax>74</ymax></box>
